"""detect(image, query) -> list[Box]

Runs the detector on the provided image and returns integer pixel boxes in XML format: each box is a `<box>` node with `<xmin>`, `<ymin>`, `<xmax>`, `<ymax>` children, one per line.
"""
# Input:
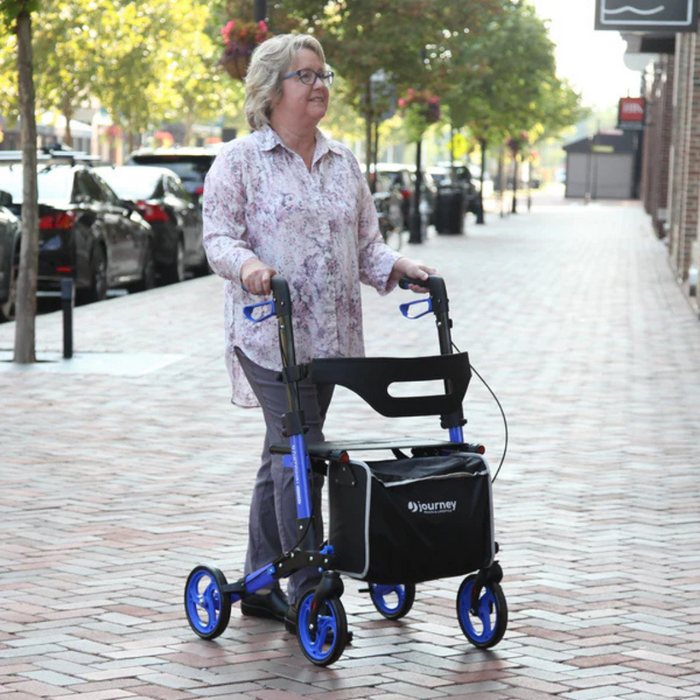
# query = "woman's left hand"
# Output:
<box><xmin>390</xmin><ymin>258</ymin><xmax>436</xmax><ymax>292</ymax></box>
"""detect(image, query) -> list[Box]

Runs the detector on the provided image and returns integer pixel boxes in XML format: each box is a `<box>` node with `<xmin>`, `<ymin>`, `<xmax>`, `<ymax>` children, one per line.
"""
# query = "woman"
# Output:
<box><xmin>203</xmin><ymin>33</ymin><xmax>435</xmax><ymax>629</ymax></box>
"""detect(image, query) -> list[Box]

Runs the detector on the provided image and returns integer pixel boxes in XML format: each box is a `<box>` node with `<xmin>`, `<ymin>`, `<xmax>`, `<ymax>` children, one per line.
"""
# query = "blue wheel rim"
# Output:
<box><xmin>370</xmin><ymin>583</ymin><xmax>406</xmax><ymax>615</ymax></box>
<box><xmin>186</xmin><ymin>569</ymin><xmax>223</xmax><ymax>636</ymax></box>
<box><xmin>459</xmin><ymin>580</ymin><xmax>499</xmax><ymax>644</ymax></box>
<box><xmin>298</xmin><ymin>596</ymin><xmax>339</xmax><ymax>662</ymax></box>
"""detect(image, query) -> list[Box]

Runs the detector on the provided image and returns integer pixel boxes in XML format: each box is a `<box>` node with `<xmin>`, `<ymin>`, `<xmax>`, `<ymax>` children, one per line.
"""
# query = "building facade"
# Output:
<box><xmin>637</xmin><ymin>23</ymin><xmax>700</xmax><ymax>305</ymax></box>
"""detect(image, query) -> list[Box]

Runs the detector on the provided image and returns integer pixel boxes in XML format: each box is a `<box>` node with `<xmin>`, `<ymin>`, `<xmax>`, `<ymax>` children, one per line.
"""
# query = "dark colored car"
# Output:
<box><xmin>0</xmin><ymin>164</ymin><xmax>155</xmax><ymax>303</ymax></box>
<box><xmin>94</xmin><ymin>165</ymin><xmax>207</xmax><ymax>284</ymax></box>
<box><xmin>127</xmin><ymin>147</ymin><xmax>217</xmax><ymax>201</ymax></box>
<box><xmin>0</xmin><ymin>189</ymin><xmax>21</xmax><ymax>322</ymax></box>
<box><xmin>436</xmin><ymin>162</ymin><xmax>481</xmax><ymax>216</ymax></box>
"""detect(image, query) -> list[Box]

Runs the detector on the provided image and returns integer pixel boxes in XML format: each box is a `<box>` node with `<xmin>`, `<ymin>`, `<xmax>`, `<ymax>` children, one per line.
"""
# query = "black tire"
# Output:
<box><xmin>133</xmin><ymin>241</ymin><xmax>156</xmax><ymax>292</ymax></box>
<box><xmin>297</xmin><ymin>590</ymin><xmax>348</xmax><ymax>666</ymax></box>
<box><xmin>457</xmin><ymin>574</ymin><xmax>507</xmax><ymax>649</ymax></box>
<box><xmin>184</xmin><ymin>565</ymin><xmax>231</xmax><ymax>640</ymax></box>
<box><xmin>163</xmin><ymin>237</ymin><xmax>185</xmax><ymax>285</ymax></box>
<box><xmin>83</xmin><ymin>245</ymin><xmax>107</xmax><ymax>304</ymax></box>
<box><xmin>369</xmin><ymin>583</ymin><xmax>415</xmax><ymax>620</ymax></box>
<box><xmin>0</xmin><ymin>263</ymin><xmax>18</xmax><ymax>322</ymax></box>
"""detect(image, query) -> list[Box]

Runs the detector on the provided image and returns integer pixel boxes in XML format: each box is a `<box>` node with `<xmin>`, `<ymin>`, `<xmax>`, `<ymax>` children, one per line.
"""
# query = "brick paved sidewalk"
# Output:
<box><xmin>1</xmin><ymin>198</ymin><xmax>699</xmax><ymax>699</ymax></box>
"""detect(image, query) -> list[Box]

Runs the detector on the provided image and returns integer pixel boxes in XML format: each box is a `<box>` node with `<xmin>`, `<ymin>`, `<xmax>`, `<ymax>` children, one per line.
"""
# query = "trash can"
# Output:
<box><xmin>435</xmin><ymin>185</ymin><xmax>465</xmax><ymax>235</ymax></box>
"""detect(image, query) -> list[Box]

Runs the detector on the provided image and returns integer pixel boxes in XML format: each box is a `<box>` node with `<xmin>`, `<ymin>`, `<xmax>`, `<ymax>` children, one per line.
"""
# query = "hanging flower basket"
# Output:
<box><xmin>217</xmin><ymin>19</ymin><xmax>271</xmax><ymax>81</ymax></box>
<box><xmin>218</xmin><ymin>52</ymin><xmax>251</xmax><ymax>80</ymax></box>
<box><xmin>506</xmin><ymin>131</ymin><xmax>529</xmax><ymax>155</ymax></box>
<box><xmin>398</xmin><ymin>88</ymin><xmax>441</xmax><ymax>142</ymax></box>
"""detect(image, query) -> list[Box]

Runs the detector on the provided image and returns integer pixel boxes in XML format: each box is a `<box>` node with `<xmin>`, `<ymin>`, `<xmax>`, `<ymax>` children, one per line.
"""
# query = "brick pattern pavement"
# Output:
<box><xmin>1</xmin><ymin>197</ymin><xmax>700</xmax><ymax>699</ymax></box>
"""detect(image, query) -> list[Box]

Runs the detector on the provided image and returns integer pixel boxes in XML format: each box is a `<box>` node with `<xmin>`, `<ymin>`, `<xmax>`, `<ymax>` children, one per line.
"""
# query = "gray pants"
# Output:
<box><xmin>236</xmin><ymin>348</ymin><xmax>334</xmax><ymax>605</ymax></box>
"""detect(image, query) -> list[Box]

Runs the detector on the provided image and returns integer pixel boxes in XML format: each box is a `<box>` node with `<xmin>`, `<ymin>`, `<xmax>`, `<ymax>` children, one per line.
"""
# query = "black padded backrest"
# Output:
<box><xmin>309</xmin><ymin>352</ymin><xmax>471</xmax><ymax>418</ymax></box>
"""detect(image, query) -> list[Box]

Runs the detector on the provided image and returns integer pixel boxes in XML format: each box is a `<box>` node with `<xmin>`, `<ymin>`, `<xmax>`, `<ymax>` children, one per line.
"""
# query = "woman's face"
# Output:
<box><xmin>272</xmin><ymin>48</ymin><xmax>329</xmax><ymax>132</ymax></box>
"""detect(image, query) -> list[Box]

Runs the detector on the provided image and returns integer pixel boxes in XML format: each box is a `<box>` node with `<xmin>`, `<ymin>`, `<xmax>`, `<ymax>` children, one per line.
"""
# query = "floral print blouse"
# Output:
<box><xmin>203</xmin><ymin>125</ymin><xmax>402</xmax><ymax>407</ymax></box>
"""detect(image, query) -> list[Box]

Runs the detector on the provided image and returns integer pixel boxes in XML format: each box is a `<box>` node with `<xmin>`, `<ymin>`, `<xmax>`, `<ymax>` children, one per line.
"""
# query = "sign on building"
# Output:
<box><xmin>595</xmin><ymin>0</ymin><xmax>698</xmax><ymax>32</ymax></box>
<box><xmin>618</xmin><ymin>97</ymin><xmax>646</xmax><ymax>130</ymax></box>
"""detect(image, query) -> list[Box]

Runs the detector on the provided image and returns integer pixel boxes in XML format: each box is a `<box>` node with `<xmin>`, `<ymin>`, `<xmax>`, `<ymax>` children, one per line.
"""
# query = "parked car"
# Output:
<box><xmin>94</xmin><ymin>165</ymin><xmax>207</xmax><ymax>284</ymax></box>
<box><xmin>436</xmin><ymin>162</ymin><xmax>481</xmax><ymax>215</ymax></box>
<box><xmin>0</xmin><ymin>164</ymin><xmax>155</xmax><ymax>303</ymax></box>
<box><xmin>427</xmin><ymin>165</ymin><xmax>450</xmax><ymax>188</ymax></box>
<box><xmin>127</xmin><ymin>147</ymin><xmax>217</xmax><ymax>201</ymax></box>
<box><xmin>0</xmin><ymin>189</ymin><xmax>21</xmax><ymax>322</ymax></box>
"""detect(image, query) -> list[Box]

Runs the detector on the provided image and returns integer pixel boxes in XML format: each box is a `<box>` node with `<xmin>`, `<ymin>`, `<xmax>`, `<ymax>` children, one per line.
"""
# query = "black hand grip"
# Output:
<box><xmin>399</xmin><ymin>276</ymin><xmax>430</xmax><ymax>290</ymax></box>
<box><xmin>271</xmin><ymin>276</ymin><xmax>291</xmax><ymax>317</ymax></box>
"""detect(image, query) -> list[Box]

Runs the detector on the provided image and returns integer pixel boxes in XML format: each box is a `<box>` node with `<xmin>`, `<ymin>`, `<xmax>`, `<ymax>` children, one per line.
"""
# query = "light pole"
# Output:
<box><xmin>254</xmin><ymin>0</ymin><xmax>266</xmax><ymax>22</ymax></box>
<box><xmin>409</xmin><ymin>141</ymin><xmax>424</xmax><ymax>244</ymax></box>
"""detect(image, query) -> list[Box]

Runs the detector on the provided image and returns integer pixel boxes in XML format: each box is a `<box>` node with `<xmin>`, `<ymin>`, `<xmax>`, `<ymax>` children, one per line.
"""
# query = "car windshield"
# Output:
<box><xmin>95</xmin><ymin>167</ymin><xmax>161</xmax><ymax>200</ymax></box>
<box><xmin>0</xmin><ymin>166</ymin><xmax>73</xmax><ymax>204</ymax></box>
<box><xmin>129</xmin><ymin>155</ymin><xmax>212</xmax><ymax>185</ymax></box>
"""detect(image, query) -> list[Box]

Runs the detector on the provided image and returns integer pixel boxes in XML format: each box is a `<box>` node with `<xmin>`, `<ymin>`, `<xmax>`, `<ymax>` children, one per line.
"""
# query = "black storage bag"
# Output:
<box><xmin>328</xmin><ymin>453</ymin><xmax>494</xmax><ymax>584</ymax></box>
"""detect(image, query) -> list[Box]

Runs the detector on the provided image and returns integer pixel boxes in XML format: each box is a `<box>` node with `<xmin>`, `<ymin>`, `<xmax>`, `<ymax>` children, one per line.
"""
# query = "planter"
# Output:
<box><xmin>219</xmin><ymin>53</ymin><xmax>250</xmax><ymax>80</ymax></box>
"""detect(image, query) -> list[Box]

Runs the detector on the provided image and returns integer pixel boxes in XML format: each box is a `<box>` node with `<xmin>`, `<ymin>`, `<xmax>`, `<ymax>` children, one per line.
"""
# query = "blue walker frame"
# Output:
<box><xmin>184</xmin><ymin>275</ymin><xmax>507</xmax><ymax>666</ymax></box>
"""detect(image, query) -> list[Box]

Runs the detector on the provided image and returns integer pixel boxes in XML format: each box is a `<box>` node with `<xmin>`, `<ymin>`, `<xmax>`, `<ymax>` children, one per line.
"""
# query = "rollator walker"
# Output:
<box><xmin>185</xmin><ymin>275</ymin><xmax>507</xmax><ymax>666</ymax></box>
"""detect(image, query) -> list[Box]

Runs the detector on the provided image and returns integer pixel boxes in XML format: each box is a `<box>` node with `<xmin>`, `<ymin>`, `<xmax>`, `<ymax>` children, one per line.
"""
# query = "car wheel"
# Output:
<box><xmin>163</xmin><ymin>237</ymin><xmax>185</xmax><ymax>285</ymax></box>
<box><xmin>134</xmin><ymin>240</ymin><xmax>156</xmax><ymax>292</ymax></box>
<box><xmin>0</xmin><ymin>264</ymin><xmax>18</xmax><ymax>322</ymax></box>
<box><xmin>83</xmin><ymin>245</ymin><xmax>107</xmax><ymax>304</ymax></box>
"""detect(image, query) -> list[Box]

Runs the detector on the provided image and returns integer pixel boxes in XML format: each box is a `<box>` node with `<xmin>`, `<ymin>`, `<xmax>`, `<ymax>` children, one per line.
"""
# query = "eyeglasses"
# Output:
<box><xmin>282</xmin><ymin>68</ymin><xmax>334</xmax><ymax>87</ymax></box>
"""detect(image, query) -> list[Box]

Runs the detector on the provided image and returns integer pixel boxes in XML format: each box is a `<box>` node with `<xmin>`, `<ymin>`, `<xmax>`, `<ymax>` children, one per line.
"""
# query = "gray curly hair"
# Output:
<box><xmin>244</xmin><ymin>33</ymin><xmax>326</xmax><ymax>131</ymax></box>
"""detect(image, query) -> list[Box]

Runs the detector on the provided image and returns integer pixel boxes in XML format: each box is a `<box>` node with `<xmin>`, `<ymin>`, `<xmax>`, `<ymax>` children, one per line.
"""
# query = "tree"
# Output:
<box><xmin>95</xmin><ymin>2</ymin><xmax>176</xmax><ymax>153</ymax></box>
<box><xmin>0</xmin><ymin>0</ymin><xmax>39</xmax><ymax>363</ymax></box>
<box><xmin>158</xmin><ymin>3</ymin><xmax>224</xmax><ymax>145</ymax></box>
<box><xmin>439</xmin><ymin>0</ymin><xmax>585</xmax><ymax>220</ymax></box>
<box><xmin>31</xmin><ymin>0</ymin><xmax>104</xmax><ymax>146</ymax></box>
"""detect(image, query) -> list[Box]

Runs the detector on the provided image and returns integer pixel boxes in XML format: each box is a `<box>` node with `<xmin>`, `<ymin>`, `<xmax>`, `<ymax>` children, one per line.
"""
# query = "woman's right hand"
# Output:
<box><xmin>240</xmin><ymin>258</ymin><xmax>278</xmax><ymax>295</ymax></box>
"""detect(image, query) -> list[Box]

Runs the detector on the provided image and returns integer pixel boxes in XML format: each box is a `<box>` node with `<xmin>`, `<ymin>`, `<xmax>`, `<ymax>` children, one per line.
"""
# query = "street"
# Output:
<box><xmin>1</xmin><ymin>192</ymin><xmax>699</xmax><ymax>699</ymax></box>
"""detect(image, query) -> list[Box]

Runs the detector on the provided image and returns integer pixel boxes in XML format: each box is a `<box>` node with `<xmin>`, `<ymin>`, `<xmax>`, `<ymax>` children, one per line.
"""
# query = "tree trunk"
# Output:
<box><xmin>62</xmin><ymin>95</ymin><xmax>73</xmax><ymax>147</ymax></box>
<box><xmin>184</xmin><ymin>112</ymin><xmax>193</xmax><ymax>146</ymax></box>
<box><xmin>409</xmin><ymin>140</ymin><xmax>423</xmax><ymax>244</ymax></box>
<box><xmin>498</xmin><ymin>148</ymin><xmax>506</xmax><ymax>218</ymax></box>
<box><xmin>476</xmin><ymin>137</ymin><xmax>487</xmax><ymax>225</ymax></box>
<box><xmin>364</xmin><ymin>79</ymin><xmax>372</xmax><ymax>188</ymax></box>
<box><xmin>14</xmin><ymin>6</ymin><xmax>38</xmax><ymax>364</ymax></box>
<box><xmin>511</xmin><ymin>154</ymin><xmax>518</xmax><ymax>214</ymax></box>
<box><xmin>371</xmin><ymin>119</ymin><xmax>379</xmax><ymax>193</ymax></box>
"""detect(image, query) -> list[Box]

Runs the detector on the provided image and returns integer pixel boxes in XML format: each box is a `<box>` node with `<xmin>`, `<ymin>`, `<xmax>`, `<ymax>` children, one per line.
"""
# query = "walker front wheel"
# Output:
<box><xmin>369</xmin><ymin>583</ymin><xmax>415</xmax><ymax>620</ymax></box>
<box><xmin>297</xmin><ymin>590</ymin><xmax>348</xmax><ymax>666</ymax></box>
<box><xmin>457</xmin><ymin>573</ymin><xmax>507</xmax><ymax>649</ymax></box>
<box><xmin>184</xmin><ymin>565</ymin><xmax>231</xmax><ymax>640</ymax></box>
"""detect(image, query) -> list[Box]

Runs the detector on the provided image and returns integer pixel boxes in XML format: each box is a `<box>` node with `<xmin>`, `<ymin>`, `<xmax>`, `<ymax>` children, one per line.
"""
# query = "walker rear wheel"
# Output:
<box><xmin>184</xmin><ymin>565</ymin><xmax>231</xmax><ymax>640</ymax></box>
<box><xmin>457</xmin><ymin>573</ymin><xmax>507</xmax><ymax>649</ymax></box>
<box><xmin>369</xmin><ymin>583</ymin><xmax>415</xmax><ymax>620</ymax></box>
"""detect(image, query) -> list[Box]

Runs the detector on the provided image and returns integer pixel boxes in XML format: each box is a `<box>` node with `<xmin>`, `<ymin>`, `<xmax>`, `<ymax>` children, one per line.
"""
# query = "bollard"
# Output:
<box><xmin>61</xmin><ymin>278</ymin><xmax>74</xmax><ymax>359</ymax></box>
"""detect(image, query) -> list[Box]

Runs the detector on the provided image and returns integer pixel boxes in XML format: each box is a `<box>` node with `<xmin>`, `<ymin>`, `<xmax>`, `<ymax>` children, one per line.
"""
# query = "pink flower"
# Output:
<box><xmin>221</xmin><ymin>20</ymin><xmax>235</xmax><ymax>42</ymax></box>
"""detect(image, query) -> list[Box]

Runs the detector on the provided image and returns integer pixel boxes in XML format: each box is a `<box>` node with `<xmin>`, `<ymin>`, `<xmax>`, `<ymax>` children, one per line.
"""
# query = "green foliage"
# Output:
<box><xmin>0</xmin><ymin>0</ymin><xmax>39</xmax><ymax>28</ymax></box>
<box><xmin>0</xmin><ymin>0</ymin><xmax>588</xmax><ymax>158</ymax></box>
<box><xmin>441</xmin><ymin>1</ymin><xmax>586</xmax><ymax>147</ymax></box>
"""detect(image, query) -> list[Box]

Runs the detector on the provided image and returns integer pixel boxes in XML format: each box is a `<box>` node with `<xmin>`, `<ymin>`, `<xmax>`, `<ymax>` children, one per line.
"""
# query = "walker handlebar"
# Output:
<box><xmin>399</xmin><ymin>275</ymin><xmax>449</xmax><ymax>314</ymax></box>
